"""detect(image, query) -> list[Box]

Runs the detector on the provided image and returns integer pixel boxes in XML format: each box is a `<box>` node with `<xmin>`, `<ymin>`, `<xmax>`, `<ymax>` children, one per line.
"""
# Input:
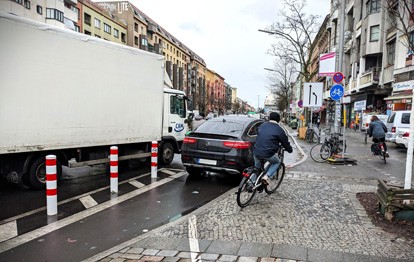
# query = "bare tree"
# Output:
<box><xmin>264</xmin><ymin>0</ymin><xmax>321</xmax><ymax>83</ymax></box>
<box><xmin>267</xmin><ymin>56</ymin><xmax>297</xmax><ymax>116</ymax></box>
<box><xmin>385</xmin><ymin>0</ymin><xmax>414</xmax><ymax>54</ymax></box>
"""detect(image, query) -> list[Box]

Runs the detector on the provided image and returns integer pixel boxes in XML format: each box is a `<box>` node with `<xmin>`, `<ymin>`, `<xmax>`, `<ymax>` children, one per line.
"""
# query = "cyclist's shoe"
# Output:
<box><xmin>261</xmin><ymin>174</ymin><xmax>270</xmax><ymax>185</ymax></box>
<box><xmin>257</xmin><ymin>185</ymin><xmax>263</xmax><ymax>193</ymax></box>
<box><xmin>386</xmin><ymin>152</ymin><xmax>390</xmax><ymax>158</ymax></box>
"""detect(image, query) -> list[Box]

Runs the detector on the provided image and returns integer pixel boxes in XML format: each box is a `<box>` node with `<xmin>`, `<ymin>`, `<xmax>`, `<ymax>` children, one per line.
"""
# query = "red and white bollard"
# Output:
<box><xmin>110</xmin><ymin>146</ymin><xmax>118</xmax><ymax>193</ymax></box>
<box><xmin>46</xmin><ymin>155</ymin><xmax>57</xmax><ymax>216</ymax></box>
<box><xmin>151</xmin><ymin>141</ymin><xmax>158</xmax><ymax>178</ymax></box>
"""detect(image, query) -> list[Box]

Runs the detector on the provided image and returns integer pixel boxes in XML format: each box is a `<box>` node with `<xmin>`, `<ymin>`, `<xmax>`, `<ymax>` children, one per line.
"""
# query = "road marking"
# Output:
<box><xmin>159</xmin><ymin>169</ymin><xmax>177</xmax><ymax>176</ymax></box>
<box><xmin>129</xmin><ymin>180</ymin><xmax>145</xmax><ymax>188</ymax></box>
<box><xmin>79</xmin><ymin>195</ymin><xmax>98</xmax><ymax>209</ymax></box>
<box><xmin>0</xmin><ymin>169</ymin><xmax>184</xmax><ymax>226</ymax></box>
<box><xmin>0</xmin><ymin>221</ymin><xmax>18</xmax><ymax>243</ymax></box>
<box><xmin>0</xmin><ymin>171</ymin><xmax>187</xmax><ymax>253</ymax></box>
<box><xmin>188</xmin><ymin>215</ymin><xmax>200</xmax><ymax>262</ymax></box>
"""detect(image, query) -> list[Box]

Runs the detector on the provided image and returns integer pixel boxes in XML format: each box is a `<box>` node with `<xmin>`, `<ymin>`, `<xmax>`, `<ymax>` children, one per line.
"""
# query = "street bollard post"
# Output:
<box><xmin>151</xmin><ymin>141</ymin><xmax>158</xmax><ymax>178</ymax></box>
<box><xmin>110</xmin><ymin>146</ymin><xmax>118</xmax><ymax>193</ymax></box>
<box><xmin>46</xmin><ymin>155</ymin><xmax>58</xmax><ymax>216</ymax></box>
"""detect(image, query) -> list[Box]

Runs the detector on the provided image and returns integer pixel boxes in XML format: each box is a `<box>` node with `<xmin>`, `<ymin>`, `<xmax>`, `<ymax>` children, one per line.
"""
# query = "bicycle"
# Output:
<box><xmin>371</xmin><ymin>141</ymin><xmax>387</xmax><ymax>164</ymax></box>
<box><xmin>236</xmin><ymin>147</ymin><xmax>285</xmax><ymax>208</ymax></box>
<box><xmin>305</xmin><ymin>125</ymin><xmax>319</xmax><ymax>143</ymax></box>
<box><xmin>310</xmin><ymin>130</ymin><xmax>346</xmax><ymax>163</ymax></box>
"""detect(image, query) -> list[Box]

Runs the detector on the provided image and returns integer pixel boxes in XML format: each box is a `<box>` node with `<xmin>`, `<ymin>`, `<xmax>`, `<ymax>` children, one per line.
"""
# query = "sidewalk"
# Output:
<box><xmin>85</xmin><ymin>125</ymin><xmax>414</xmax><ymax>262</ymax></box>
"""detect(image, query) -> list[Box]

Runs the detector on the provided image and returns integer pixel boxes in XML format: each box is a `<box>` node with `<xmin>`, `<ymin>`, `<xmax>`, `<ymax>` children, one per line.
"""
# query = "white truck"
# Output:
<box><xmin>0</xmin><ymin>12</ymin><xmax>189</xmax><ymax>189</ymax></box>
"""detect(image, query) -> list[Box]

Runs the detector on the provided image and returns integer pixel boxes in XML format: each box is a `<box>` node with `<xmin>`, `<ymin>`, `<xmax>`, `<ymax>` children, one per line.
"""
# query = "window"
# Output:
<box><xmin>36</xmin><ymin>5</ymin><xmax>42</xmax><ymax>15</ymax></box>
<box><xmin>401</xmin><ymin>113</ymin><xmax>410</xmax><ymax>124</ymax></box>
<box><xmin>104</xmin><ymin>23</ymin><xmax>111</xmax><ymax>34</ymax></box>
<box><xmin>24</xmin><ymin>0</ymin><xmax>30</xmax><ymax>9</ymax></box>
<box><xmin>141</xmin><ymin>37</ymin><xmax>148</xmax><ymax>47</ymax></box>
<box><xmin>387</xmin><ymin>41</ymin><xmax>395</xmax><ymax>65</ymax></box>
<box><xmin>134</xmin><ymin>23</ymin><xmax>138</xmax><ymax>32</ymax></box>
<box><xmin>84</xmin><ymin>13</ymin><xmax>91</xmax><ymax>26</ymax></box>
<box><xmin>121</xmin><ymin>32</ymin><xmax>126</xmax><ymax>43</ymax></box>
<box><xmin>370</xmin><ymin>25</ymin><xmax>380</xmax><ymax>42</ymax></box>
<box><xmin>95</xmin><ymin>34</ymin><xmax>101</xmax><ymax>38</ymax></box>
<box><xmin>366</xmin><ymin>0</ymin><xmax>380</xmax><ymax>15</ymax></box>
<box><xmin>74</xmin><ymin>25</ymin><xmax>80</xmax><ymax>32</ymax></box>
<box><xmin>114</xmin><ymin>28</ymin><xmax>119</xmax><ymax>38</ymax></box>
<box><xmin>170</xmin><ymin>96</ymin><xmax>186</xmax><ymax>118</ymax></box>
<box><xmin>410</xmin><ymin>32</ymin><xmax>414</xmax><ymax>50</ymax></box>
<box><xmin>134</xmin><ymin>36</ymin><xmax>139</xmax><ymax>46</ymax></box>
<box><xmin>94</xmin><ymin>18</ymin><xmax>100</xmax><ymax>29</ymax></box>
<box><xmin>13</xmin><ymin>0</ymin><xmax>23</xmax><ymax>4</ymax></box>
<box><xmin>46</xmin><ymin>8</ymin><xmax>64</xmax><ymax>23</ymax></box>
<box><xmin>84</xmin><ymin>30</ymin><xmax>91</xmax><ymax>35</ymax></box>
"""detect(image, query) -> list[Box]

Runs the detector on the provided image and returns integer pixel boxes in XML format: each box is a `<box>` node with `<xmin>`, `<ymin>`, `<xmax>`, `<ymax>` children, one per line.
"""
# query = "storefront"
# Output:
<box><xmin>384</xmin><ymin>80</ymin><xmax>414</xmax><ymax>111</ymax></box>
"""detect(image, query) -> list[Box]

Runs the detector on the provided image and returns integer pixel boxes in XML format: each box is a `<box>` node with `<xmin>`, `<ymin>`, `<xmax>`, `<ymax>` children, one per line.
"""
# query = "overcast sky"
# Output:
<box><xmin>126</xmin><ymin>0</ymin><xmax>330</xmax><ymax>109</ymax></box>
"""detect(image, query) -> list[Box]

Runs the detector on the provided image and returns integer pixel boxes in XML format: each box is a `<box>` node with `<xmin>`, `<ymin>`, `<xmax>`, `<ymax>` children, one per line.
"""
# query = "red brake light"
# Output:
<box><xmin>183</xmin><ymin>137</ymin><xmax>197</xmax><ymax>144</ymax></box>
<box><xmin>223</xmin><ymin>141</ymin><xmax>251</xmax><ymax>149</ymax></box>
<box><xmin>391</xmin><ymin>127</ymin><xmax>396</xmax><ymax>133</ymax></box>
<box><xmin>242</xmin><ymin>172</ymin><xmax>250</xmax><ymax>177</ymax></box>
<box><xmin>366</xmin><ymin>123</ymin><xmax>368</xmax><ymax>127</ymax></box>
<box><xmin>403</xmin><ymin>132</ymin><xmax>410</xmax><ymax>137</ymax></box>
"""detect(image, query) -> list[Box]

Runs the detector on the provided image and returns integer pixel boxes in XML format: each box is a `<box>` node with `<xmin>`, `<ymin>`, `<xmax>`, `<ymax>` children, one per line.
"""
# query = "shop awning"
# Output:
<box><xmin>384</xmin><ymin>94</ymin><xmax>413</xmax><ymax>101</ymax></box>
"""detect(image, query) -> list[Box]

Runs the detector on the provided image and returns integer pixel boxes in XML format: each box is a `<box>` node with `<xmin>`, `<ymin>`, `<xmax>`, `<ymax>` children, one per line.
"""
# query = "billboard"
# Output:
<box><xmin>319</xmin><ymin>52</ymin><xmax>336</xmax><ymax>76</ymax></box>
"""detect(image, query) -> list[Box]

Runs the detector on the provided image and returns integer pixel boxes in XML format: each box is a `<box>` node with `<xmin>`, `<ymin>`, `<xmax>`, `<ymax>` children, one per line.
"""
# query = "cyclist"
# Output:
<box><xmin>368</xmin><ymin>115</ymin><xmax>389</xmax><ymax>157</ymax></box>
<box><xmin>253</xmin><ymin>112</ymin><xmax>293</xmax><ymax>185</ymax></box>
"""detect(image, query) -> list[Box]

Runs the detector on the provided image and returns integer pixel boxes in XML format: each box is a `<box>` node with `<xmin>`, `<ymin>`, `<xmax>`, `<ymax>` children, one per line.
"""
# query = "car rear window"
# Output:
<box><xmin>401</xmin><ymin>113</ymin><xmax>410</xmax><ymax>124</ymax></box>
<box><xmin>195</xmin><ymin>120</ymin><xmax>245</xmax><ymax>136</ymax></box>
<box><xmin>387</xmin><ymin>113</ymin><xmax>395</xmax><ymax>123</ymax></box>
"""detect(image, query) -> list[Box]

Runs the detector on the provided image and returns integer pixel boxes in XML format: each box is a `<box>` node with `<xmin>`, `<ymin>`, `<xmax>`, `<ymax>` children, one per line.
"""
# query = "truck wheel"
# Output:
<box><xmin>159</xmin><ymin>142</ymin><xmax>174</xmax><ymax>165</ymax></box>
<box><xmin>27</xmin><ymin>156</ymin><xmax>62</xmax><ymax>190</ymax></box>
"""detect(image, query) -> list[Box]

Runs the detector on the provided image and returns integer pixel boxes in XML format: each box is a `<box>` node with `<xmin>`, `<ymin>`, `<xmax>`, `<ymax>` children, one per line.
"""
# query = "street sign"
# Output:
<box><xmin>298</xmin><ymin>100</ymin><xmax>303</xmax><ymax>108</ymax></box>
<box><xmin>303</xmin><ymin>82</ymin><xmax>323</xmax><ymax>107</ymax></box>
<box><xmin>330</xmin><ymin>84</ymin><xmax>344</xmax><ymax>101</ymax></box>
<box><xmin>333</xmin><ymin>72</ymin><xmax>344</xmax><ymax>84</ymax></box>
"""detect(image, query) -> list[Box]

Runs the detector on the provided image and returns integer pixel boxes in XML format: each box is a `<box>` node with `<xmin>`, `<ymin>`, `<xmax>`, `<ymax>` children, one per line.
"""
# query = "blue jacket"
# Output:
<box><xmin>368</xmin><ymin>120</ymin><xmax>387</xmax><ymax>138</ymax></box>
<box><xmin>253</xmin><ymin>121</ymin><xmax>293</xmax><ymax>159</ymax></box>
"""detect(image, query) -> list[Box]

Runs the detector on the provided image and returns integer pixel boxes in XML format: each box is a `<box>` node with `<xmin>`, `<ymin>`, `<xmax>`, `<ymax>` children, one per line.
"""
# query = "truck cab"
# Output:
<box><xmin>160</xmin><ymin>88</ymin><xmax>189</xmax><ymax>165</ymax></box>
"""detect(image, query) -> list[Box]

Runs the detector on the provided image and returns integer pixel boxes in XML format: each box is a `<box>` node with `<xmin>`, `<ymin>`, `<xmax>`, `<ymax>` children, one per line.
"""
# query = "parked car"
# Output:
<box><xmin>386</xmin><ymin>110</ymin><xmax>411</xmax><ymax>143</ymax></box>
<box><xmin>360</xmin><ymin>114</ymin><xmax>388</xmax><ymax>131</ymax></box>
<box><xmin>181</xmin><ymin>115</ymin><xmax>264</xmax><ymax>176</ymax></box>
<box><xmin>395</xmin><ymin>130</ymin><xmax>410</xmax><ymax>149</ymax></box>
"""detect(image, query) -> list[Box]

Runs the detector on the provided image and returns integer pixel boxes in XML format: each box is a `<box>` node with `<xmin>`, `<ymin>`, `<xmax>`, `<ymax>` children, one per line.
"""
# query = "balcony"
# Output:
<box><xmin>64</xmin><ymin>0</ymin><xmax>77</xmax><ymax>5</ymax></box>
<box><xmin>358</xmin><ymin>67</ymin><xmax>380</xmax><ymax>89</ymax></box>
<box><xmin>147</xmin><ymin>22</ymin><xmax>157</xmax><ymax>33</ymax></box>
<box><xmin>382</xmin><ymin>65</ymin><xmax>394</xmax><ymax>84</ymax></box>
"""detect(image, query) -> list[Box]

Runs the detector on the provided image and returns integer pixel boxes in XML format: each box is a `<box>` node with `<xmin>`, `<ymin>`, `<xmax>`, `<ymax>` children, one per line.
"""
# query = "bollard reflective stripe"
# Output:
<box><xmin>46</xmin><ymin>155</ymin><xmax>57</xmax><ymax>216</ymax></box>
<box><xmin>110</xmin><ymin>146</ymin><xmax>118</xmax><ymax>193</ymax></box>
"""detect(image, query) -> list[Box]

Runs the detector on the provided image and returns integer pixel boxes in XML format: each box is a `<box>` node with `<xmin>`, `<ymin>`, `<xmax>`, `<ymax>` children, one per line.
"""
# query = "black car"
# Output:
<box><xmin>181</xmin><ymin>115</ymin><xmax>264</xmax><ymax>176</ymax></box>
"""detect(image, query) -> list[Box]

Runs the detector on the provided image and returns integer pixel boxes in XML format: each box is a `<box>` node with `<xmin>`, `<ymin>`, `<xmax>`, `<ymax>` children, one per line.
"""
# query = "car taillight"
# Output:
<box><xmin>366</xmin><ymin>123</ymin><xmax>368</xmax><ymax>127</ymax></box>
<box><xmin>391</xmin><ymin>127</ymin><xmax>396</xmax><ymax>133</ymax></box>
<box><xmin>242</xmin><ymin>172</ymin><xmax>250</xmax><ymax>177</ymax></box>
<box><xmin>403</xmin><ymin>132</ymin><xmax>409</xmax><ymax>137</ymax></box>
<box><xmin>223</xmin><ymin>141</ymin><xmax>251</xmax><ymax>149</ymax></box>
<box><xmin>183</xmin><ymin>137</ymin><xmax>197</xmax><ymax>144</ymax></box>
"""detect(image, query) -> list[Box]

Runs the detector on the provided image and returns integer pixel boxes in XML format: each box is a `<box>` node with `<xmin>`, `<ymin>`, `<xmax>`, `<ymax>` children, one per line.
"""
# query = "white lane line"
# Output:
<box><xmin>188</xmin><ymin>215</ymin><xmax>200</xmax><ymax>262</ymax></box>
<box><xmin>0</xmin><ymin>171</ymin><xmax>187</xmax><ymax>253</ymax></box>
<box><xmin>159</xmin><ymin>169</ymin><xmax>177</xmax><ymax>176</ymax></box>
<box><xmin>0</xmin><ymin>221</ymin><xmax>18</xmax><ymax>243</ymax></box>
<box><xmin>129</xmin><ymin>180</ymin><xmax>145</xmax><ymax>189</ymax></box>
<box><xmin>79</xmin><ymin>195</ymin><xmax>98</xmax><ymax>209</ymax></box>
<box><xmin>0</xmin><ymin>170</ymin><xmax>183</xmax><ymax>226</ymax></box>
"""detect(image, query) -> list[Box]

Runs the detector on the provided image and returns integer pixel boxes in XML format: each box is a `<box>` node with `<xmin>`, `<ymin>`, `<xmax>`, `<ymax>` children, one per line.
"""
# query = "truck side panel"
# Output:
<box><xmin>0</xmin><ymin>13</ymin><xmax>165</xmax><ymax>154</ymax></box>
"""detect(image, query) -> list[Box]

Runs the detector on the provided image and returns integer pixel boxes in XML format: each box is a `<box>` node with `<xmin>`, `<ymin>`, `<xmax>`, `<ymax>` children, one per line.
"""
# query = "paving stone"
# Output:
<box><xmin>117</xmin><ymin>253</ymin><xmax>142</xmax><ymax>260</ymax></box>
<box><xmin>139</xmin><ymin>255</ymin><xmax>164</xmax><ymax>261</ymax></box>
<box><xmin>237</xmin><ymin>257</ymin><xmax>258</xmax><ymax>262</ymax></box>
<box><xmin>156</xmin><ymin>250</ymin><xmax>179</xmax><ymax>257</ymax></box>
<box><xmin>206</xmin><ymin>240</ymin><xmax>241</xmax><ymax>255</ymax></box>
<box><xmin>141</xmin><ymin>249</ymin><xmax>160</xmax><ymax>256</ymax></box>
<box><xmin>127</xmin><ymin>247</ymin><xmax>144</xmax><ymax>254</ymax></box>
<box><xmin>237</xmin><ymin>242</ymin><xmax>272</xmax><ymax>258</ymax></box>
<box><xmin>218</xmin><ymin>254</ymin><xmax>238</xmax><ymax>261</ymax></box>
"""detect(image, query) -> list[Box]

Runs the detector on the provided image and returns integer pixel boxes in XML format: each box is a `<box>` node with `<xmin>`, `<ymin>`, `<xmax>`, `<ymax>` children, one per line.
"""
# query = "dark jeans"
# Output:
<box><xmin>372</xmin><ymin>137</ymin><xmax>387</xmax><ymax>152</ymax></box>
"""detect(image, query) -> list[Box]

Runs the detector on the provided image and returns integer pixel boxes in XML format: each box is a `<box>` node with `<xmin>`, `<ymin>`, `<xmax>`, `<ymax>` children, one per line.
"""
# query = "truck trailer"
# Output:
<box><xmin>0</xmin><ymin>12</ymin><xmax>189</xmax><ymax>189</ymax></box>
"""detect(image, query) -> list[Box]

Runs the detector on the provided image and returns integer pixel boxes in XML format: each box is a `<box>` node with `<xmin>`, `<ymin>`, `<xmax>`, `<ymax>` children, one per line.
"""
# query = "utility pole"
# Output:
<box><xmin>335</xmin><ymin>0</ymin><xmax>345</xmax><ymax>134</ymax></box>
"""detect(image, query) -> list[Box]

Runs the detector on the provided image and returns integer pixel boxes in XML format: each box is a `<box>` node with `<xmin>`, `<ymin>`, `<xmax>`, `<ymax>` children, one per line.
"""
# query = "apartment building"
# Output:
<box><xmin>0</xmin><ymin>0</ymin><xmax>78</xmax><ymax>30</ymax></box>
<box><xmin>205</xmin><ymin>68</ymin><xmax>226</xmax><ymax>115</ymax></box>
<box><xmin>325</xmin><ymin>0</ymin><xmax>414</xmax><ymax>124</ymax></box>
<box><xmin>96</xmin><ymin>1</ymin><xmax>207</xmax><ymax>108</ymax></box>
<box><xmin>78</xmin><ymin>0</ymin><xmax>126</xmax><ymax>44</ymax></box>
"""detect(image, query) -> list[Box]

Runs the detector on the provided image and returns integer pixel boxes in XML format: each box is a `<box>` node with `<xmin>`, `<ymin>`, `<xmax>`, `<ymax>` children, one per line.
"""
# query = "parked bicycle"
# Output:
<box><xmin>310</xmin><ymin>128</ymin><xmax>346</xmax><ymax>163</ymax></box>
<box><xmin>236</xmin><ymin>147</ymin><xmax>285</xmax><ymax>208</ymax></box>
<box><xmin>305</xmin><ymin>125</ymin><xmax>319</xmax><ymax>143</ymax></box>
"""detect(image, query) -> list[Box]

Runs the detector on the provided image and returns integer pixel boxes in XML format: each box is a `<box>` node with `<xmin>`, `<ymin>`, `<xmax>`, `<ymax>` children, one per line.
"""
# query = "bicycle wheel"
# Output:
<box><xmin>310</xmin><ymin>143</ymin><xmax>331</xmax><ymax>163</ymax></box>
<box><xmin>236</xmin><ymin>176</ymin><xmax>257</xmax><ymax>207</ymax></box>
<box><xmin>265</xmin><ymin>163</ymin><xmax>285</xmax><ymax>194</ymax></box>
<box><xmin>312</xmin><ymin>133</ymin><xmax>319</xmax><ymax>143</ymax></box>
